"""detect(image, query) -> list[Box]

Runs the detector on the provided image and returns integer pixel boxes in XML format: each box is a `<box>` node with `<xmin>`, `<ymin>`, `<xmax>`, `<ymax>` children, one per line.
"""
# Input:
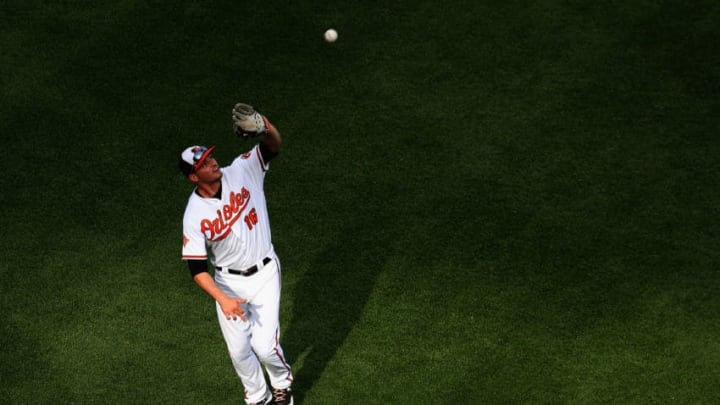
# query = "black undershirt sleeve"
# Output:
<box><xmin>187</xmin><ymin>259</ymin><xmax>208</xmax><ymax>277</ymax></box>
<box><xmin>259</xmin><ymin>142</ymin><xmax>279</xmax><ymax>163</ymax></box>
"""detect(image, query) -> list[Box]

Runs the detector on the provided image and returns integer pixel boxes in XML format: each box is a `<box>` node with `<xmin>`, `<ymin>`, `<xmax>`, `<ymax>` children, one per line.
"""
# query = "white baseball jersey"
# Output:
<box><xmin>182</xmin><ymin>145</ymin><xmax>273</xmax><ymax>270</ymax></box>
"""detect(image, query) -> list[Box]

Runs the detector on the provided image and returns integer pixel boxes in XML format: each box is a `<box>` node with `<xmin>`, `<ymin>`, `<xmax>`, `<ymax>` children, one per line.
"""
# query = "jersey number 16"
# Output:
<box><xmin>244</xmin><ymin>207</ymin><xmax>259</xmax><ymax>230</ymax></box>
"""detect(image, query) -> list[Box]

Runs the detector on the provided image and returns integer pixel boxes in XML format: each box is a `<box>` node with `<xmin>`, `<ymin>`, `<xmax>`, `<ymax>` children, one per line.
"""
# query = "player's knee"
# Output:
<box><xmin>253</xmin><ymin>342</ymin><xmax>278</xmax><ymax>362</ymax></box>
<box><xmin>228</xmin><ymin>346</ymin><xmax>254</xmax><ymax>364</ymax></box>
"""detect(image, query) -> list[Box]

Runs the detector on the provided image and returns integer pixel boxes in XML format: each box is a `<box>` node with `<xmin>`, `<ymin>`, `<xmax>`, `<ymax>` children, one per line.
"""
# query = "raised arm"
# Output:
<box><xmin>260</xmin><ymin>118</ymin><xmax>281</xmax><ymax>155</ymax></box>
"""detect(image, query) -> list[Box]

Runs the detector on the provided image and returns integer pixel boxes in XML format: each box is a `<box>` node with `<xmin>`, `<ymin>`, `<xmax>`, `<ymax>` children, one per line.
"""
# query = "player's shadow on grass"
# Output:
<box><xmin>281</xmin><ymin>179</ymin><xmax>395</xmax><ymax>403</ymax></box>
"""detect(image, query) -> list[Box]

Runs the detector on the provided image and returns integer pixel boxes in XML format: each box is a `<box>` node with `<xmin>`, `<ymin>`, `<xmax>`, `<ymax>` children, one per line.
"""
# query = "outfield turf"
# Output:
<box><xmin>1</xmin><ymin>1</ymin><xmax>719</xmax><ymax>404</ymax></box>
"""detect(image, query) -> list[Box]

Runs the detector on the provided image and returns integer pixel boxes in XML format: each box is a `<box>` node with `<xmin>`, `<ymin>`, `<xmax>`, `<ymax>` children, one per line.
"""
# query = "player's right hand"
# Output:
<box><xmin>220</xmin><ymin>297</ymin><xmax>248</xmax><ymax>322</ymax></box>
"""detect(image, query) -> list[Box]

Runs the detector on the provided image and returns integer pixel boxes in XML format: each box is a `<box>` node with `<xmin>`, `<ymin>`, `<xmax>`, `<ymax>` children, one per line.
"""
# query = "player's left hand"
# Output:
<box><xmin>232</xmin><ymin>103</ymin><xmax>268</xmax><ymax>139</ymax></box>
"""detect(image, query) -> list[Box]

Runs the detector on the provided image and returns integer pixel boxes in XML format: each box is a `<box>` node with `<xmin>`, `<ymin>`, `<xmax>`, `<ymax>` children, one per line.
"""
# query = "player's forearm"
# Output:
<box><xmin>193</xmin><ymin>272</ymin><xmax>230</xmax><ymax>303</ymax></box>
<box><xmin>261</xmin><ymin>122</ymin><xmax>282</xmax><ymax>154</ymax></box>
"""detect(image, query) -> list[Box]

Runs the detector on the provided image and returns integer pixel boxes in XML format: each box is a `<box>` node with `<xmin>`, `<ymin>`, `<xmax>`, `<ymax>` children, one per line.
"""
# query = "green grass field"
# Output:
<box><xmin>1</xmin><ymin>1</ymin><xmax>719</xmax><ymax>403</ymax></box>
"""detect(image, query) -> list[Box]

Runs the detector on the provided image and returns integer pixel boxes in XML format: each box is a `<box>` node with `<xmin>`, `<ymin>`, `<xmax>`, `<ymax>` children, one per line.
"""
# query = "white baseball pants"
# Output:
<box><xmin>214</xmin><ymin>255</ymin><xmax>293</xmax><ymax>404</ymax></box>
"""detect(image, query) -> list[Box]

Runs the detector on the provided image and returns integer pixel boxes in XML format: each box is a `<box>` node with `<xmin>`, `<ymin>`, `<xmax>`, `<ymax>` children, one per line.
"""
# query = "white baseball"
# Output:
<box><xmin>324</xmin><ymin>29</ymin><xmax>338</xmax><ymax>43</ymax></box>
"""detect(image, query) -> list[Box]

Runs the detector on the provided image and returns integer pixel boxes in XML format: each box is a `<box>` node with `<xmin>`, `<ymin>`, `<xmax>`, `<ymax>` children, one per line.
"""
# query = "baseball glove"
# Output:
<box><xmin>232</xmin><ymin>103</ymin><xmax>268</xmax><ymax>139</ymax></box>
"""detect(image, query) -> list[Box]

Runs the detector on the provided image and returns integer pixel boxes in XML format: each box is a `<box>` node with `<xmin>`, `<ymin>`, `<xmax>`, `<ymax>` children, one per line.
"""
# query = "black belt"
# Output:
<box><xmin>216</xmin><ymin>257</ymin><xmax>272</xmax><ymax>276</ymax></box>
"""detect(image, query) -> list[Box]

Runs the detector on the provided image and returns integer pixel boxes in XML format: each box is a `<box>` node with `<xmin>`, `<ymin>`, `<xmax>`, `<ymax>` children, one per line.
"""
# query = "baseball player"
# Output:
<box><xmin>178</xmin><ymin>103</ymin><xmax>293</xmax><ymax>405</ymax></box>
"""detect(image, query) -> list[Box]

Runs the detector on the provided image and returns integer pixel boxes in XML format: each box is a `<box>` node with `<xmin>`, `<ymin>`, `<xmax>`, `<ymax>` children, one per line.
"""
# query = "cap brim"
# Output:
<box><xmin>193</xmin><ymin>145</ymin><xmax>216</xmax><ymax>170</ymax></box>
